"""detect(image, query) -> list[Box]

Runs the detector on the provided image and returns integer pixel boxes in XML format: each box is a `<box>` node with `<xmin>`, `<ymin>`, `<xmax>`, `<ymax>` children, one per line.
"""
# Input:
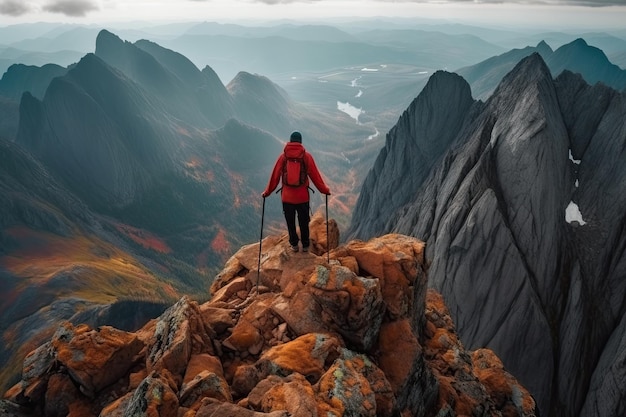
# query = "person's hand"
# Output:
<box><xmin>262</xmin><ymin>191</ymin><xmax>269</xmax><ymax>198</ymax></box>
<box><xmin>325</xmin><ymin>190</ymin><xmax>331</xmax><ymax>196</ymax></box>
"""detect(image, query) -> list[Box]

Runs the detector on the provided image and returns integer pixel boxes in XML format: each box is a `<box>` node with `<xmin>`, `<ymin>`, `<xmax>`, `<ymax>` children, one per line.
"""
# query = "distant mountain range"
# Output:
<box><xmin>1</xmin><ymin>21</ymin><xmax>625</xmax><ymax>414</ymax></box>
<box><xmin>0</xmin><ymin>28</ymin><xmax>364</xmax><ymax>392</ymax></box>
<box><xmin>458</xmin><ymin>38</ymin><xmax>626</xmax><ymax>99</ymax></box>
<box><xmin>349</xmin><ymin>52</ymin><xmax>626</xmax><ymax>417</ymax></box>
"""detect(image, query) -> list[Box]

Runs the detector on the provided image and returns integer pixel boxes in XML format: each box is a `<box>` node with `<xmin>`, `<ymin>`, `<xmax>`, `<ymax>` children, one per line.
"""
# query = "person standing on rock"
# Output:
<box><xmin>262</xmin><ymin>131</ymin><xmax>331</xmax><ymax>253</ymax></box>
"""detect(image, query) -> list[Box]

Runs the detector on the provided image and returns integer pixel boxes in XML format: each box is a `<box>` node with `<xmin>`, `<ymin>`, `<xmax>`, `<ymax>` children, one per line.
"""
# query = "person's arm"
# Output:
<box><xmin>262</xmin><ymin>155</ymin><xmax>284</xmax><ymax>197</ymax></box>
<box><xmin>306</xmin><ymin>153</ymin><xmax>331</xmax><ymax>195</ymax></box>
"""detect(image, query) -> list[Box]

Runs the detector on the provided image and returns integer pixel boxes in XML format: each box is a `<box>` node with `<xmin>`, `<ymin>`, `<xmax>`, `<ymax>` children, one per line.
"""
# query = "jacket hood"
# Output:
<box><xmin>284</xmin><ymin>141</ymin><xmax>305</xmax><ymax>158</ymax></box>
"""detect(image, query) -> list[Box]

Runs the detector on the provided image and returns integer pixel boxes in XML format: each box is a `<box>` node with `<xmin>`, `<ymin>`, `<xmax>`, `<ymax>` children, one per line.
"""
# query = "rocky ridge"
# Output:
<box><xmin>2</xmin><ymin>213</ymin><xmax>536</xmax><ymax>417</ymax></box>
<box><xmin>348</xmin><ymin>52</ymin><xmax>626</xmax><ymax>417</ymax></box>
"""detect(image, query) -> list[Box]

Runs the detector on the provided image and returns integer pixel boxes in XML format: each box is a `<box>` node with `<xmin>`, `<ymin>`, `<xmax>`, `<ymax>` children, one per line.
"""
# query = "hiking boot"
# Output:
<box><xmin>302</xmin><ymin>246</ymin><xmax>309</xmax><ymax>253</ymax></box>
<box><xmin>290</xmin><ymin>245</ymin><xmax>299</xmax><ymax>253</ymax></box>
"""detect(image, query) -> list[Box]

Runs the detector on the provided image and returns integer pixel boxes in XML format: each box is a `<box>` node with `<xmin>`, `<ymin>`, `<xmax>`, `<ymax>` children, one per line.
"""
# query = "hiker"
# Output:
<box><xmin>262</xmin><ymin>131</ymin><xmax>331</xmax><ymax>252</ymax></box>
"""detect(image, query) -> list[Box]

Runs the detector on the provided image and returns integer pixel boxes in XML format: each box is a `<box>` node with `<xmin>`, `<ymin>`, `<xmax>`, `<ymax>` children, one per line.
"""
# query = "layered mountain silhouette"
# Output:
<box><xmin>0</xmin><ymin>28</ymin><xmax>368</xmax><ymax>393</ymax></box>
<box><xmin>2</xmin><ymin>25</ymin><xmax>625</xmax><ymax>416</ymax></box>
<box><xmin>458</xmin><ymin>38</ymin><xmax>626</xmax><ymax>99</ymax></box>
<box><xmin>349</xmin><ymin>53</ymin><xmax>626</xmax><ymax>417</ymax></box>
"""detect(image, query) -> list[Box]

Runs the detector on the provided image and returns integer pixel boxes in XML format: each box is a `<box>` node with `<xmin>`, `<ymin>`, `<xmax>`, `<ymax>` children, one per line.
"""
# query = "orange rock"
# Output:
<box><xmin>377</xmin><ymin>319</ymin><xmax>421</xmax><ymax>394</ymax></box>
<box><xmin>238</xmin><ymin>294</ymin><xmax>284</xmax><ymax>352</ymax></box>
<box><xmin>425</xmin><ymin>289</ymin><xmax>456</xmax><ymax>332</ymax></box>
<box><xmin>211</xmin><ymin>256</ymin><xmax>247</xmax><ymax>295</ymax></box>
<box><xmin>343</xmin><ymin>351</ymin><xmax>395</xmax><ymax>417</ymax></box>
<box><xmin>179</xmin><ymin>368</ymin><xmax>232</xmax><ymax>408</ymax></box>
<box><xmin>308</xmin><ymin>264</ymin><xmax>385</xmax><ymax>350</ymax></box>
<box><xmin>183</xmin><ymin>354</ymin><xmax>225</xmax><ymax>386</ymax></box>
<box><xmin>199</xmin><ymin>306</ymin><xmax>235</xmax><ymax>335</ymax></box>
<box><xmin>308</xmin><ymin>210</ymin><xmax>339</xmax><ymax>256</ymax></box>
<box><xmin>1</xmin><ymin>232</ymin><xmax>537</xmax><ymax>417</ymax></box>
<box><xmin>67</xmin><ymin>401</ymin><xmax>96</xmax><ymax>417</ymax></box>
<box><xmin>101</xmin><ymin>373</ymin><xmax>179</xmax><ymax>417</ymax></box>
<box><xmin>231</xmin><ymin>362</ymin><xmax>261</xmax><ymax>398</ymax></box>
<box><xmin>129</xmin><ymin>368</ymin><xmax>148</xmax><ymax>390</ymax></box>
<box><xmin>343</xmin><ymin>234</ymin><xmax>426</xmax><ymax>319</ymax></box>
<box><xmin>259</xmin><ymin>333</ymin><xmax>342</xmax><ymax>382</ymax></box>
<box><xmin>271</xmin><ymin>292</ymin><xmax>328</xmax><ymax>337</ymax></box>
<box><xmin>315</xmin><ymin>353</ymin><xmax>377</xmax><ymax>417</ymax></box>
<box><xmin>251</xmin><ymin>374</ymin><xmax>318</xmax><ymax>417</ymax></box>
<box><xmin>195</xmin><ymin>397</ymin><xmax>290</xmax><ymax>417</ymax></box>
<box><xmin>211</xmin><ymin>277</ymin><xmax>250</xmax><ymax>304</ymax></box>
<box><xmin>51</xmin><ymin>322</ymin><xmax>144</xmax><ymax>397</ymax></box>
<box><xmin>472</xmin><ymin>348</ymin><xmax>536</xmax><ymax>414</ymax></box>
<box><xmin>336</xmin><ymin>255</ymin><xmax>359</xmax><ymax>275</ymax></box>
<box><xmin>44</xmin><ymin>373</ymin><xmax>79</xmax><ymax>417</ymax></box>
<box><xmin>146</xmin><ymin>297</ymin><xmax>213</xmax><ymax>381</ymax></box>
<box><xmin>223</xmin><ymin>319</ymin><xmax>263</xmax><ymax>353</ymax></box>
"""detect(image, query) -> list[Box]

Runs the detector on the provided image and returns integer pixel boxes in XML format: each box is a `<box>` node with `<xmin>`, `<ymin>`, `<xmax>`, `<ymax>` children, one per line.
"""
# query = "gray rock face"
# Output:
<box><xmin>348</xmin><ymin>70</ymin><xmax>475</xmax><ymax>239</ymax></box>
<box><xmin>349</xmin><ymin>53</ymin><xmax>626</xmax><ymax>417</ymax></box>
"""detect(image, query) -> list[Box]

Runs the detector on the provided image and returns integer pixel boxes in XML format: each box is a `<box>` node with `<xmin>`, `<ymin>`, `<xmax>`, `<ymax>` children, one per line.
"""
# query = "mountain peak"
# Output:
<box><xmin>95</xmin><ymin>29</ymin><xmax>124</xmax><ymax>47</ymax></box>
<box><xmin>507</xmin><ymin>52</ymin><xmax>550</xmax><ymax>81</ymax></box>
<box><xmin>546</xmin><ymin>37</ymin><xmax>626</xmax><ymax>90</ymax></box>
<box><xmin>536</xmin><ymin>40</ymin><xmax>553</xmax><ymax>55</ymax></box>
<box><xmin>2</xmin><ymin>214</ymin><xmax>537</xmax><ymax>417</ymax></box>
<box><xmin>348</xmin><ymin>69</ymin><xmax>474</xmax><ymax>239</ymax></box>
<box><xmin>348</xmin><ymin>43</ymin><xmax>626</xmax><ymax>416</ymax></box>
<box><xmin>570</xmin><ymin>37</ymin><xmax>589</xmax><ymax>48</ymax></box>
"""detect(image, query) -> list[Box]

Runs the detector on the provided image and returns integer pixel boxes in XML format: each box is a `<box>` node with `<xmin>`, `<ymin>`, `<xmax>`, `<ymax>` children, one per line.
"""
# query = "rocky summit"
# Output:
<box><xmin>1</xmin><ymin>213</ymin><xmax>536</xmax><ymax>417</ymax></box>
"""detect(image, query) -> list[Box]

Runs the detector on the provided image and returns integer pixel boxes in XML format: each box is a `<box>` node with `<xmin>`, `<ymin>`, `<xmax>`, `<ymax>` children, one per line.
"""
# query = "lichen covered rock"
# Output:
<box><xmin>2</xmin><ymin>225</ymin><xmax>536</xmax><ymax>417</ymax></box>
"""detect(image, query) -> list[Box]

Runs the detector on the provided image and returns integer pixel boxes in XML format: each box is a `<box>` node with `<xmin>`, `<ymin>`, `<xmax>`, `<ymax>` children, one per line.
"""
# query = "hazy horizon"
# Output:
<box><xmin>0</xmin><ymin>0</ymin><xmax>625</xmax><ymax>33</ymax></box>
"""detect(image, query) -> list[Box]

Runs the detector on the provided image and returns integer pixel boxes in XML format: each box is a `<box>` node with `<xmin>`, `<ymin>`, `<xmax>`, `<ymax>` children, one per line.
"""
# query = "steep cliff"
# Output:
<box><xmin>349</xmin><ymin>53</ymin><xmax>626</xmax><ymax>417</ymax></box>
<box><xmin>1</xmin><ymin>216</ymin><xmax>536</xmax><ymax>417</ymax></box>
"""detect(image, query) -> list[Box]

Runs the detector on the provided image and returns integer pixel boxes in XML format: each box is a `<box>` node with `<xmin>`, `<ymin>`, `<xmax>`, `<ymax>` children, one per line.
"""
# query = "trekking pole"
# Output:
<box><xmin>256</xmin><ymin>196</ymin><xmax>266</xmax><ymax>294</ymax></box>
<box><xmin>325</xmin><ymin>194</ymin><xmax>330</xmax><ymax>264</ymax></box>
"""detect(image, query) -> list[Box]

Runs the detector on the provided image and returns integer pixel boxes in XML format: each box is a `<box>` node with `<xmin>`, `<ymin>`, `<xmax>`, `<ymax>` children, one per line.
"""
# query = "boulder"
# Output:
<box><xmin>2</xmin><ymin>232</ymin><xmax>536</xmax><ymax>417</ymax></box>
<box><xmin>51</xmin><ymin>323</ymin><xmax>144</xmax><ymax>397</ymax></box>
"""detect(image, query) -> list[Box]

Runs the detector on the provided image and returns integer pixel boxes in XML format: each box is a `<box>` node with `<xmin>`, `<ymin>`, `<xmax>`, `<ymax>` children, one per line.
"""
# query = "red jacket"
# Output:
<box><xmin>263</xmin><ymin>142</ymin><xmax>330</xmax><ymax>204</ymax></box>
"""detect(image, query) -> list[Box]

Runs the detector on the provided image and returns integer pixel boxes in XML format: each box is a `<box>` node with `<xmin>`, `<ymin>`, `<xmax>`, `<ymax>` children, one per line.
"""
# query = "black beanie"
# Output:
<box><xmin>290</xmin><ymin>131</ymin><xmax>302</xmax><ymax>143</ymax></box>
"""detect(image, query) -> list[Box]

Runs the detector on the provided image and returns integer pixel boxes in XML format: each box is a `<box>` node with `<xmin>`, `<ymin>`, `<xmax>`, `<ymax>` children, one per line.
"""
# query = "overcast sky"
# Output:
<box><xmin>0</xmin><ymin>0</ymin><xmax>624</xmax><ymax>30</ymax></box>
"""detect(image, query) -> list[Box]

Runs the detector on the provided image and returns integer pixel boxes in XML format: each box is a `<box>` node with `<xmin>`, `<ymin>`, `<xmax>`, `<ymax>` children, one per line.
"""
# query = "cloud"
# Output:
<box><xmin>0</xmin><ymin>0</ymin><xmax>33</xmax><ymax>16</ymax></box>
<box><xmin>239</xmin><ymin>0</ymin><xmax>324</xmax><ymax>4</ymax></box>
<box><xmin>240</xmin><ymin>0</ymin><xmax>626</xmax><ymax>6</ymax></box>
<box><xmin>42</xmin><ymin>0</ymin><xmax>99</xmax><ymax>17</ymax></box>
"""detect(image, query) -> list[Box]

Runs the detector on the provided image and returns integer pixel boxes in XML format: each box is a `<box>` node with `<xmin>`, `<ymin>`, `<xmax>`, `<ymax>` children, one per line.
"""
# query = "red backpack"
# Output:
<box><xmin>282</xmin><ymin>150</ymin><xmax>307</xmax><ymax>187</ymax></box>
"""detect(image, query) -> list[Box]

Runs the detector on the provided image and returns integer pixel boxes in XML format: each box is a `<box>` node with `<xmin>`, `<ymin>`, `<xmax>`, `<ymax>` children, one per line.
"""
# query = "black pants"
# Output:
<box><xmin>283</xmin><ymin>202</ymin><xmax>310</xmax><ymax>248</ymax></box>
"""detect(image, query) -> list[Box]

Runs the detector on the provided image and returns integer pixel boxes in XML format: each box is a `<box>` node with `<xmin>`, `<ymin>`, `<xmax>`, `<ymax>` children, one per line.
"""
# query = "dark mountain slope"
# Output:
<box><xmin>12</xmin><ymin>41</ymin><xmax>283</xmax><ymax>262</ymax></box>
<box><xmin>455</xmin><ymin>41</ymin><xmax>553</xmax><ymax>99</ymax></box>
<box><xmin>134</xmin><ymin>37</ymin><xmax>235</xmax><ymax>126</ymax></box>
<box><xmin>348</xmin><ymin>70</ymin><xmax>475</xmax><ymax>239</ymax></box>
<box><xmin>228</xmin><ymin>71</ymin><xmax>294</xmax><ymax>135</ymax></box>
<box><xmin>0</xmin><ymin>63</ymin><xmax>67</xmax><ymax>101</ymax></box>
<box><xmin>0</xmin><ymin>138</ymin><xmax>93</xmax><ymax>239</ymax></box>
<box><xmin>457</xmin><ymin>38</ymin><xmax>626</xmax><ymax>100</ymax></box>
<box><xmin>0</xmin><ymin>63</ymin><xmax>67</xmax><ymax>141</ymax></box>
<box><xmin>348</xmin><ymin>54</ymin><xmax>626</xmax><ymax>417</ymax></box>
<box><xmin>0</xmin><ymin>137</ymin><xmax>180</xmax><ymax>393</ymax></box>
<box><xmin>0</xmin><ymin>96</ymin><xmax>18</xmax><ymax>141</ymax></box>
<box><xmin>546</xmin><ymin>38</ymin><xmax>626</xmax><ymax>91</ymax></box>
<box><xmin>16</xmin><ymin>53</ymin><xmax>171</xmax><ymax>208</ymax></box>
<box><xmin>95</xmin><ymin>30</ymin><xmax>221</xmax><ymax>128</ymax></box>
